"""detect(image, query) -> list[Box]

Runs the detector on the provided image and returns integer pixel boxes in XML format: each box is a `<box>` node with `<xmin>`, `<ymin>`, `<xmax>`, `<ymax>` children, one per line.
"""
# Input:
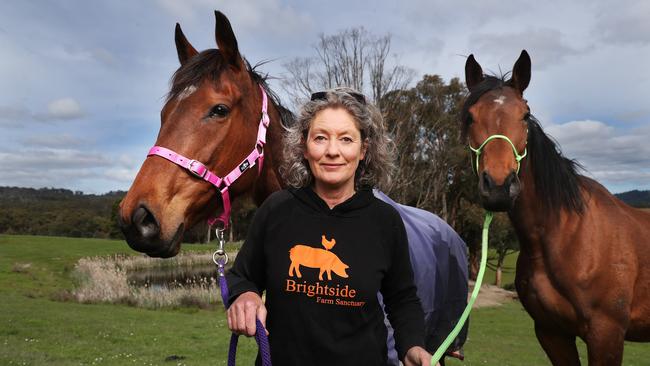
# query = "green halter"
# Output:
<box><xmin>469</xmin><ymin>134</ymin><xmax>527</xmax><ymax>174</ymax></box>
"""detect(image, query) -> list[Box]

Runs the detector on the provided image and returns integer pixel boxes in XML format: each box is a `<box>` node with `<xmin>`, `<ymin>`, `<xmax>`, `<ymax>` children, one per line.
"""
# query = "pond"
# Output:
<box><xmin>127</xmin><ymin>262</ymin><xmax>234</xmax><ymax>289</ymax></box>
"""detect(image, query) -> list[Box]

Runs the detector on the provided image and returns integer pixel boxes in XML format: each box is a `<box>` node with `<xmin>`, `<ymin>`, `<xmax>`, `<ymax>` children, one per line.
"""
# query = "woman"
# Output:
<box><xmin>226</xmin><ymin>87</ymin><xmax>433</xmax><ymax>366</ymax></box>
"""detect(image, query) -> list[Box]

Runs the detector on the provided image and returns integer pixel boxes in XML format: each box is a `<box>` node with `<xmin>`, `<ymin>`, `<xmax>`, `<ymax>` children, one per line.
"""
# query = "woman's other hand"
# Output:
<box><xmin>404</xmin><ymin>346</ymin><xmax>435</xmax><ymax>366</ymax></box>
<box><xmin>226</xmin><ymin>291</ymin><xmax>268</xmax><ymax>336</ymax></box>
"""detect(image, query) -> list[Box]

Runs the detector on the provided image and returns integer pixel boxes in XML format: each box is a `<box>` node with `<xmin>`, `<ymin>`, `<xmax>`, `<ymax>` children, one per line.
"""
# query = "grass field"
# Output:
<box><xmin>1</xmin><ymin>234</ymin><xmax>648</xmax><ymax>365</ymax></box>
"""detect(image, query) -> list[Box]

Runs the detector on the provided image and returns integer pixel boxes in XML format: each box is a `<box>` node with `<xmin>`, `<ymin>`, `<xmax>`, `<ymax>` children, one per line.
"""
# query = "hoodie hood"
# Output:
<box><xmin>289</xmin><ymin>186</ymin><xmax>374</xmax><ymax>217</ymax></box>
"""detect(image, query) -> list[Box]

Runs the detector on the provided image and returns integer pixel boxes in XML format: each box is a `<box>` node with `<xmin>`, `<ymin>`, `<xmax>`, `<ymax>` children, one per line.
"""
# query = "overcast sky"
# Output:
<box><xmin>0</xmin><ymin>0</ymin><xmax>648</xmax><ymax>194</ymax></box>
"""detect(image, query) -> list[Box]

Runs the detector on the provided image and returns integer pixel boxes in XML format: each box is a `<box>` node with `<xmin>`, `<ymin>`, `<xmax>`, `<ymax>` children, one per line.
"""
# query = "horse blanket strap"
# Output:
<box><xmin>147</xmin><ymin>85</ymin><xmax>270</xmax><ymax>229</ymax></box>
<box><xmin>216</xmin><ymin>261</ymin><xmax>272</xmax><ymax>366</ymax></box>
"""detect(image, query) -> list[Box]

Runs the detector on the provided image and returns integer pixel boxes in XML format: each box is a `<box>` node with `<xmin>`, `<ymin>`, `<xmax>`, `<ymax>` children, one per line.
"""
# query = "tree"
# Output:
<box><xmin>282</xmin><ymin>27</ymin><xmax>414</xmax><ymax>108</ymax></box>
<box><xmin>487</xmin><ymin>212</ymin><xmax>519</xmax><ymax>287</ymax></box>
<box><xmin>381</xmin><ymin>75</ymin><xmax>469</xmax><ymax>223</ymax></box>
<box><xmin>455</xmin><ymin>198</ymin><xmax>519</xmax><ymax>285</ymax></box>
<box><xmin>455</xmin><ymin>199</ymin><xmax>483</xmax><ymax>280</ymax></box>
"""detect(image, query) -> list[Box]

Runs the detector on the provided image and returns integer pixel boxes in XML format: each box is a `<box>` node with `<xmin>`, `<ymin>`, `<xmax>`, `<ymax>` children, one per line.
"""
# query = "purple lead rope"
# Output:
<box><xmin>217</xmin><ymin>259</ymin><xmax>272</xmax><ymax>366</ymax></box>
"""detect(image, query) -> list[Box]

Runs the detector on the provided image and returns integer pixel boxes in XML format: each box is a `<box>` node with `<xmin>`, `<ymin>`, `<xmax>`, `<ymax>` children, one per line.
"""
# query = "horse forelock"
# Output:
<box><xmin>460</xmin><ymin>75</ymin><xmax>508</xmax><ymax>138</ymax></box>
<box><xmin>166</xmin><ymin>49</ymin><xmax>227</xmax><ymax>102</ymax></box>
<box><xmin>164</xmin><ymin>50</ymin><xmax>295</xmax><ymax>128</ymax></box>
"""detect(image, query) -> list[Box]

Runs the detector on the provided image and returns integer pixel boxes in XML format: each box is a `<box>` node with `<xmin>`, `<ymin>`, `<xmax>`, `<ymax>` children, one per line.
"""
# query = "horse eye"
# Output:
<box><xmin>208</xmin><ymin>104</ymin><xmax>230</xmax><ymax>119</ymax></box>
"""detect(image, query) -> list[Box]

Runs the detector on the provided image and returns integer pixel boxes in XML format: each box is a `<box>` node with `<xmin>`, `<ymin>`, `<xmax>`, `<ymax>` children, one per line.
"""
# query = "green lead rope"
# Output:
<box><xmin>431</xmin><ymin>211</ymin><xmax>493</xmax><ymax>365</ymax></box>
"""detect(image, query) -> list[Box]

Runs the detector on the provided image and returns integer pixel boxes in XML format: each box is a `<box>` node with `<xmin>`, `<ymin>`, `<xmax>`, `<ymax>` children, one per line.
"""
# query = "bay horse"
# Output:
<box><xmin>119</xmin><ymin>12</ymin><xmax>286</xmax><ymax>257</ymax></box>
<box><xmin>462</xmin><ymin>50</ymin><xmax>650</xmax><ymax>365</ymax></box>
<box><xmin>118</xmin><ymin>11</ymin><xmax>467</xmax><ymax>365</ymax></box>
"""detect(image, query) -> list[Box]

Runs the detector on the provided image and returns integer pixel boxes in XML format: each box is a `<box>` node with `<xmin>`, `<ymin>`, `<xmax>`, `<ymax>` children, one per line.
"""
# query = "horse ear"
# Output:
<box><xmin>175</xmin><ymin>23</ymin><xmax>198</xmax><ymax>65</ymax></box>
<box><xmin>214</xmin><ymin>11</ymin><xmax>242</xmax><ymax>70</ymax></box>
<box><xmin>511</xmin><ymin>50</ymin><xmax>531</xmax><ymax>93</ymax></box>
<box><xmin>465</xmin><ymin>54</ymin><xmax>484</xmax><ymax>92</ymax></box>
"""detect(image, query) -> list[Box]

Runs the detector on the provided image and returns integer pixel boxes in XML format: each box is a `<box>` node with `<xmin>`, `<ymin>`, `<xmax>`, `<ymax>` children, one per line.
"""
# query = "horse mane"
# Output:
<box><xmin>526</xmin><ymin>116</ymin><xmax>585</xmax><ymax>213</ymax></box>
<box><xmin>461</xmin><ymin>75</ymin><xmax>584</xmax><ymax>214</ymax></box>
<box><xmin>249</xmin><ymin>60</ymin><xmax>296</xmax><ymax>129</ymax></box>
<box><xmin>166</xmin><ymin>49</ymin><xmax>295</xmax><ymax>128</ymax></box>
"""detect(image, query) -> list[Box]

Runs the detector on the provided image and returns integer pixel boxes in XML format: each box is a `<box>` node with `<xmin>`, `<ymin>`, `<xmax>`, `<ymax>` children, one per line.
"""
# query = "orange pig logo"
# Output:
<box><xmin>288</xmin><ymin>235</ymin><xmax>349</xmax><ymax>280</ymax></box>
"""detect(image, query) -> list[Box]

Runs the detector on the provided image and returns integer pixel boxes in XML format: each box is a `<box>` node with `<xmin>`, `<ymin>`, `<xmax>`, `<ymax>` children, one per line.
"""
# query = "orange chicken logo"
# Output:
<box><xmin>321</xmin><ymin>235</ymin><xmax>336</xmax><ymax>250</ymax></box>
<box><xmin>288</xmin><ymin>235</ymin><xmax>349</xmax><ymax>280</ymax></box>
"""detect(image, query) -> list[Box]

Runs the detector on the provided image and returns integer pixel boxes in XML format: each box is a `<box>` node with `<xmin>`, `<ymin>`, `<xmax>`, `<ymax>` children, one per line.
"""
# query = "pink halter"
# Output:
<box><xmin>147</xmin><ymin>85</ymin><xmax>270</xmax><ymax>229</ymax></box>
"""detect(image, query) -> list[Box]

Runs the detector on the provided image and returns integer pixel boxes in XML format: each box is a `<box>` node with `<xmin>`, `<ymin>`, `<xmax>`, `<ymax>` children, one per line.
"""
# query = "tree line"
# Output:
<box><xmin>0</xmin><ymin>187</ymin><xmax>124</xmax><ymax>239</ymax></box>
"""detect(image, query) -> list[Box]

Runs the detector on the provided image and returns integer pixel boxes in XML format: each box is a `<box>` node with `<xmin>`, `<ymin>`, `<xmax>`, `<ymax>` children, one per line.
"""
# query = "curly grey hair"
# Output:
<box><xmin>281</xmin><ymin>87</ymin><xmax>395</xmax><ymax>190</ymax></box>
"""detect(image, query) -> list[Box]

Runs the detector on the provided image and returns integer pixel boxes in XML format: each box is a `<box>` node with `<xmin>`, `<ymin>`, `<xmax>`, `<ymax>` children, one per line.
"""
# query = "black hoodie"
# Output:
<box><xmin>227</xmin><ymin>187</ymin><xmax>425</xmax><ymax>365</ymax></box>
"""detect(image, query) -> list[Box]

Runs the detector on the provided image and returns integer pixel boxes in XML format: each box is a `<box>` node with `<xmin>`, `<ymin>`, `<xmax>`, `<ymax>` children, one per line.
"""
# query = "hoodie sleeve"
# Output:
<box><xmin>225</xmin><ymin>199</ymin><xmax>270</xmax><ymax>305</ymax></box>
<box><xmin>380</xmin><ymin>208</ymin><xmax>425</xmax><ymax>361</ymax></box>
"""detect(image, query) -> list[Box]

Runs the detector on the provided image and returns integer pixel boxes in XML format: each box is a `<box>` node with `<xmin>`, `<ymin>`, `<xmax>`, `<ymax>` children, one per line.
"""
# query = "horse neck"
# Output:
<box><xmin>251</xmin><ymin>100</ymin><xmax>285</xmax><ymax>205</ymax></box>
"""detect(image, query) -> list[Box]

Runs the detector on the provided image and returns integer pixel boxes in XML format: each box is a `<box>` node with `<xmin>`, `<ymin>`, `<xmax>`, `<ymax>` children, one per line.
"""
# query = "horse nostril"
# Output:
<box><xmin>482</xmin><ymin>171</ymin><xmax>495</xmax><ymax>191</ymax></box>
<box><xmin>132</xmin><ymin>206</ymin><xmax>160</xmax><ymax>239</ymax></box>
<box><xmin>506</xmin><ymin>172</ymin><xmax>521</xmax><ymax>198</ymax></box>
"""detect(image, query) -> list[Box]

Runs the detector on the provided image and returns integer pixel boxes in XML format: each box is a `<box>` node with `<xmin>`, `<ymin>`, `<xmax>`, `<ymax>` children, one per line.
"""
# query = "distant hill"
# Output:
<box><xmin>0</xmin><ymin>186</ymin><xmax>232</xmax><ymax>242</ymax></box>
<box><xmin>0</xmin><ymin>187</ymin><xmax>126</xmax><ymax>238</ymax></box>
<box><xmin>614</xmin><ymin>190</ymin><xmax>650</xmax><ymax>208</ymax></box>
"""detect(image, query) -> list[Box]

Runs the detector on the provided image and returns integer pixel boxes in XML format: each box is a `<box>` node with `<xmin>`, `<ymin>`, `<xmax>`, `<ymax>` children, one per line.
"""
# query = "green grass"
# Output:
<box><xmin>444</xmin><ymin>302</ymin><xmax>649</xmax><ymax>366</ymax></box>
<box><xmin>1</xmin><ymin>235</ymin><xmax>648</xmax><ymax>365</ymax></box>
<box><xmin>0</xmin><ymin>235</ymin><xmax>257</xmax><ymax>366</ymax></box>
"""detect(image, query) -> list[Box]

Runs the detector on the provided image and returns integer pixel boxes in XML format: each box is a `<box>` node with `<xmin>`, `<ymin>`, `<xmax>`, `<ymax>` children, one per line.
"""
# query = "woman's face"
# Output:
<box><xmin>304</xmin><ymin>107</ymin><xmax>367</xmax><ymax>193</ymax></box>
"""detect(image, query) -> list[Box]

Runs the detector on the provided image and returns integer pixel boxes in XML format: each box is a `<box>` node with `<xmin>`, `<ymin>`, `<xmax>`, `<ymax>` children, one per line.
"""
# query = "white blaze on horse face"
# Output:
<box><xmin>177</xmin><ymin>85</ymin><xmax>198</xmax><ymax>101</ymax></box>
<box><xmin>494</xmin><ymin>95</ymin><xmax>507</xmax><ymax>105</ymax></box>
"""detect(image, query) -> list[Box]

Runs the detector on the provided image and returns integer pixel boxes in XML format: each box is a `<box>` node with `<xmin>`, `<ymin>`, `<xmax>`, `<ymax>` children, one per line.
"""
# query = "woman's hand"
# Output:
<box><xmin>404</xmin><ymin>346</ymin><xmax>435</xmax><ymax>366</ymax></box>
<box><xmin>226</xmin><ymin>291</ymin><xmax>268</xmax><ymax>336</ymax></box>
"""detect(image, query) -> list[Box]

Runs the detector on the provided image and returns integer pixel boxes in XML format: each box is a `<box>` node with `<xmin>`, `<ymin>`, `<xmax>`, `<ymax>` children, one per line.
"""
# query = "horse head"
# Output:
<box><xmin>119</xmin><ymin>11</ymin><xmax>280</xmax><ymax>257</ymax></box>
<box><xmin>462</xmin><ymin>50</ymin><xmax>531</xmax><ymax>212</ymax></box>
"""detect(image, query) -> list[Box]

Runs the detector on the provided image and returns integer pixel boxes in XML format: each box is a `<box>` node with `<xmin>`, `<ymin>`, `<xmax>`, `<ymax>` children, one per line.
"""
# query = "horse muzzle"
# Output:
<box><xmin>119</xmin><ymin>204</ymin><xmax>184</xmax><ymax>258</ymax></box>
<box><xmin>478</xmin><ymin>170</ymin><xmax>521</xmax><ymax>212</ymax></box>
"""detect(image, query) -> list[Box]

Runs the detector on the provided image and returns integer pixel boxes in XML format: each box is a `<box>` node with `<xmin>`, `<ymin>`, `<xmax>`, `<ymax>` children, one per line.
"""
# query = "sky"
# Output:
<box><xmin>0</xmin><ymin>0</ymin><xmax>648</xmax><ymax>194</ymax></box>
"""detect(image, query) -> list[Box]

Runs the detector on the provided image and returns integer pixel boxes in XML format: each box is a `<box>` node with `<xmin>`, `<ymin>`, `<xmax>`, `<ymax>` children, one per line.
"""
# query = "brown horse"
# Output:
<box><xmin>119</xmin><ymin>11</ymin><xmax>289</xmax><ymax>257</ymax></box>
<box><xmin>462</xmin><ymin>50</ymin><xmax>650</xmax><ymax>365</ymax></box>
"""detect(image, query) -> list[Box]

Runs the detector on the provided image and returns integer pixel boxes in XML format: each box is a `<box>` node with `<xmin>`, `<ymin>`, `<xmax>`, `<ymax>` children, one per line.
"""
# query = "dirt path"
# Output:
<box><xmin>469</xmin><ymin>281</ymin><xmax>518</xmax><ymax>308</ymax></box>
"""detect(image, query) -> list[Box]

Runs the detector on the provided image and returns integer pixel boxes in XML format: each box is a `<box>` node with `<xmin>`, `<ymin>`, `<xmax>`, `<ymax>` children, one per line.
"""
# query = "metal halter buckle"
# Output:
<box><xmin>188</xmin><ymin>160</ymin><xmax>207</xmax><ymax>178</ymax></box>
